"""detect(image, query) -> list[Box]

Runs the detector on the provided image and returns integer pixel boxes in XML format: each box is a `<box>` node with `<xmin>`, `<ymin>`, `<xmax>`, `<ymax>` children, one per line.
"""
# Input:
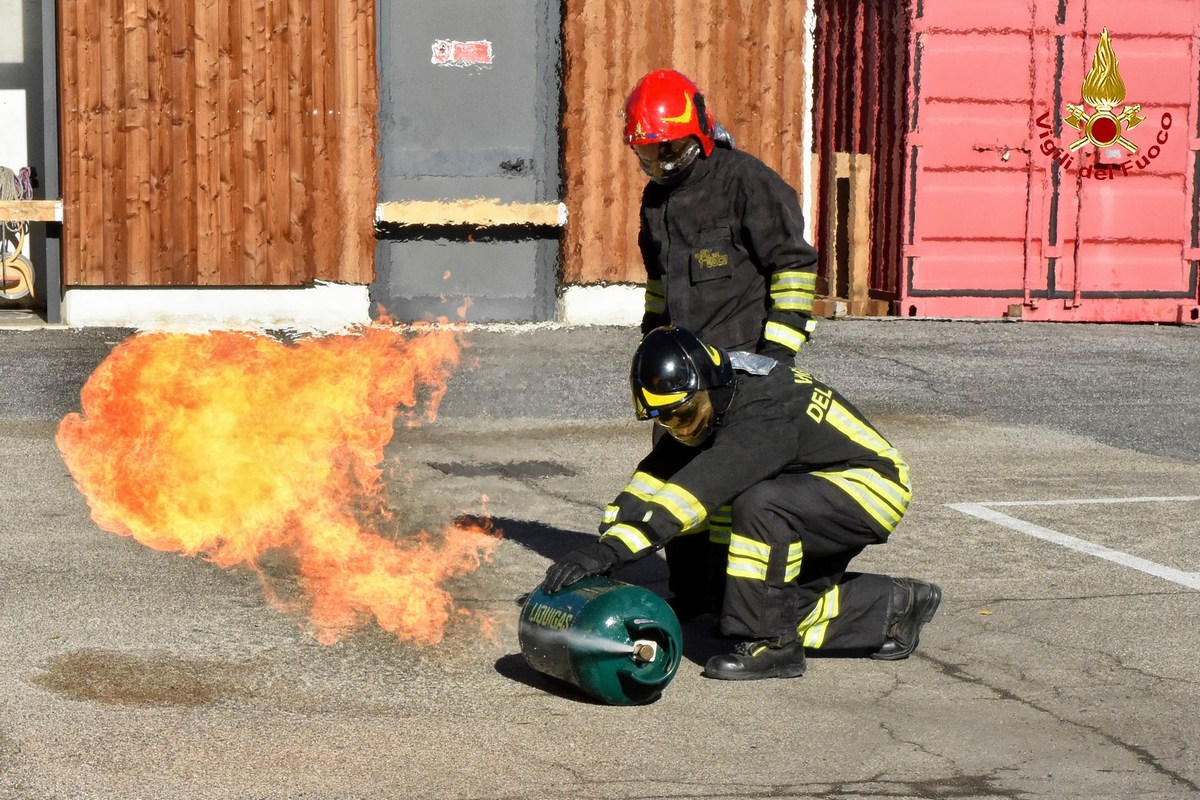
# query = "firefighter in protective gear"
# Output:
<box><xmin>624</xmin><ymin>70</ymin><xmax>822</xmax><ymax>617</ymax></box>
<box><xmin>624</xmin><ymin>69</ymin><xmax>819</xmax><ymax>360</ymax></box>
<box><xmin>543</xmin><ymin>327</ymin><xmax>942</xmax><ymax>681</ymax></box>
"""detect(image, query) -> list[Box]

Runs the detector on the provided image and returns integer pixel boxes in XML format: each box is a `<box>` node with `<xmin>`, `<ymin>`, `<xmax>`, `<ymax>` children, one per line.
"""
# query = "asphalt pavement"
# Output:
<box><xmin>1</xmin><ymin>318</ymin><xmax>1198</xmax><ymax>800</ymax></box>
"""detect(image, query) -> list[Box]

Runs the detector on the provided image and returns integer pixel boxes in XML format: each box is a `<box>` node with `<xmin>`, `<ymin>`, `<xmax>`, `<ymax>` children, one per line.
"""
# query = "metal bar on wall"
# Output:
<box><xmin>376</xmin><ymin>200</ymin><xmax>567</xmax><ymax>228</ymax></box>
<box><xmin>42</xmin><ymin>0</ymin><xmax>61</xmax><ymax>322</ymax></box>
<box><xmin>0</xmin><ymin>201</ymin><xmax>61</xmax><ymax>222</ymax></box>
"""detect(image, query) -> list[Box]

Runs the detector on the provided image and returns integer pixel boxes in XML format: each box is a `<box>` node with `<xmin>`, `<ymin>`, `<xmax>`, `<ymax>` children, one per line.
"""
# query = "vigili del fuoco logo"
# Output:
<box><xmin>1036</xmin><ymin>28</ymin><xmax>1173</xmax><ymax>178</ymax></box>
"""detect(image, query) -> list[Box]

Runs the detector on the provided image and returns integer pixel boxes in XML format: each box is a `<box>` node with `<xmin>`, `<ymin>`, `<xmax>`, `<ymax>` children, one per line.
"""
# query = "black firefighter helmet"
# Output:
<box><xmin>630</xmin><ymin>326</ymin><xmax>734</xmax><ymax>421</ymax></box>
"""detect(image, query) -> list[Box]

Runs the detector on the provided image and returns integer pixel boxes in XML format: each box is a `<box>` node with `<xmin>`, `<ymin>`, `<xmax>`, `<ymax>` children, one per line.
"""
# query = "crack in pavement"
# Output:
<box><xmin>843</xmin><ymin>348</ymin><xmax>979</xmax><ymax>407</ymax></box>
<box><xmin>948</xmin><ymin>596</ymin><xmax>1200</xmax><ymax>689</ymax></box>
<box><xmin>918</xmin><ymin>652</ymin><xmax>1200</xmax><ymax>795</ymax></box>
<box><xmin>969</xmin><ymin>590</ymin><xmax>1195</xmax><ymax>605</ymax></box>
<box><xmin>456</xmin><ymin>772</ymin><xmax>1030</xmax><ymax>799</ymax></box>
<box><xmin>1015</xmin><ymin>628</ymin><xmax>1200</xmax><ymax>689</ymax></box>
<box><xmin>878</xmin><ymin>717</ymin><xmax>958</xmax><ymax>772</ymax></box>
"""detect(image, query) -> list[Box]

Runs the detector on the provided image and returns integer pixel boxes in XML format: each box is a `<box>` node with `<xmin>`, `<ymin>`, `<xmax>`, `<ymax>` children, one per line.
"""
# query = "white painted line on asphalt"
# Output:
<box><xmin>981</xmin><ymin>496</ymin><xmax>1200</xmax><ymax>507</ymax></box>
<box><xmin>947</xmin><ymin>498</ymin><xmax>1200</xmax><ymax>592</ymax></box>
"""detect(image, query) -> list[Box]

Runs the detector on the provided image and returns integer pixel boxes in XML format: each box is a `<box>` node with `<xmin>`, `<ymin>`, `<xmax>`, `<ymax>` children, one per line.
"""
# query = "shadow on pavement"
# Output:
<box><xmin>458</xmin><ymin>515</ymin><xmax>669</xmax><ymax>594</ymax></box>
<box><xmin>677</xmin><ymin>615</ymin><xmax>735</xmax><ymax>667</ymax></box>
<box><xmin>492</xmin><ymin>653</ymin><xmax>612</xmax><ymax>704</ymax></box>
<box><xmin>483</xmin><ymin>515</ymin><xmax>736</xmax><ymax>689</ymax></box>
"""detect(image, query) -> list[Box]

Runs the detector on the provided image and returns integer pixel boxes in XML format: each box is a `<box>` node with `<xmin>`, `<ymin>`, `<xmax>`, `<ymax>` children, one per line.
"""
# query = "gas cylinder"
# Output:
<box><xmin>518</xmin><ymin>576</ymin><xmax>683</xmax><ymax>705</ymax></box>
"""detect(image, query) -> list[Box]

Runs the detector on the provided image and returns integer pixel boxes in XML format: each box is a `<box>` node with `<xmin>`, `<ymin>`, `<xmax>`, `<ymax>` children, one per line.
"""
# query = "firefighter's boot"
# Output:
<box><xmin>703</xmin><ymin>638</ymin><xmax>807</xmax><ymax>680</ymax></box>
<box><xmin>872</xmin><ymin>577</ymin><xmax>942</xmax><ymax>661</ymax></box>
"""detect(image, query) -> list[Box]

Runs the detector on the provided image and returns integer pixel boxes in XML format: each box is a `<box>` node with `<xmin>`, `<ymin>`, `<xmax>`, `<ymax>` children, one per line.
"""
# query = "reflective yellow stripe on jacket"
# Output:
<box><xmin>769</xmin><ymin>270</ymin><xmax>817</xmax><ymax>312</ymax></box>
<box><xmin>764</xmin><ymin>319</ymin><xmax>818</xmax><ymax>352</ymax></box>
<box><xmin>708</xmin><ymin>505</ymin><xmax>732</xmax><ymax>545</ymax></box>
<box><xmin>825</xmin><ymin>401</ymin><xmax>911</xmax><ymax>489</ymax></box>
<box><xmin>625</xmin><ymin>470</ymin><xmax>665</xmax><ymax>501</ymax></box>
<box><xmin>599</xmin><ymin>523</ymin><xmax>653</xmax><ymax>556</ymax></box>
<box><xmin>649</xmin><ymin>481</ymin><xmax>706</xmax><ymax>531</ymax></box>
<box><xmin>812</xmin><ymin>398</ymin><xmax>911</xmax><ymax>531</ymax></box>
<box><xmin>814</xmin><ymin>467</ymin><xmax>910</xmax><ymax>532</ymax></box>
<box><xmin>770</xmin><ymin>270</ymin><xmax>816</xmax><ymax>294</ymax></box>
<box><xmin>604</xmin><ymin>470</ymin><xmax>667</xmax><ymax>526</ymax></box>
<box><xmin>645</xmin><ymin>279</ymin><xmax>666</xmax><ymax>315</ymax></box>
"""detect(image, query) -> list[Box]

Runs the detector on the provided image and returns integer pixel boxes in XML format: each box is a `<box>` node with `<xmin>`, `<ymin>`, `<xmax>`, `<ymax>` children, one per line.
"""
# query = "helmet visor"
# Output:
<box><xmin>634</xmin><ymin>389</ymin><xmax>715</xmax><ymax>445</ymax></box>
<box><xmin>656</xmin><ymin>391</ymin><xmax>714</xmax><ymax>445</ymax></box>
<box><xmin>634</xmin><ymin>138</ymin><xmax>701</xmax><ymax>183</ymax></box>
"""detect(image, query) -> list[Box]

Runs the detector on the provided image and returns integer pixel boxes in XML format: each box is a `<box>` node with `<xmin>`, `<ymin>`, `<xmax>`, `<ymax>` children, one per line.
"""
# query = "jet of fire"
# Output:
<box><xmin>55</xmin><ymin>323</ymin><xmax>500</xmax><ymax>645</ymax></box>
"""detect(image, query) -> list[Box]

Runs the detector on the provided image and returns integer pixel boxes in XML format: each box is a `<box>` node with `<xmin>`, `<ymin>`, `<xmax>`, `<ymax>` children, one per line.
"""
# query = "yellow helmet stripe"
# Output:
<box><xmin>641</xmin><ymin>387</ymin><xmax>689</xmax><ymax>407</ymax></box>
<box><xmin>662</xmin><ymin>92</ymin><xmax>694</xmax><ymax>124</ymax></box>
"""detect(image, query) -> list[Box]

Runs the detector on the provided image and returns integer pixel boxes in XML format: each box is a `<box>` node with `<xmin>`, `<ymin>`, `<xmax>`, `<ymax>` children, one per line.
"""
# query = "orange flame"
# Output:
<box><xmin>55</xmin><ymin>323</ymin><xmax>500</xmax><ymax>645</ymax></box>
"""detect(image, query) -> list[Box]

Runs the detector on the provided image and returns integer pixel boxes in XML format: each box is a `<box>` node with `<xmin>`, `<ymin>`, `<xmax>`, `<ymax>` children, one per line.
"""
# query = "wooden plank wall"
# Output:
<box><xmin>813</xmin><ymin>0</ymin><xmax>909</xmax><ymax>305</ymax></box>
<box><xmin>561</xmin><ymin>0</ymin><xmax>812</xmax><ymax>284</ymax></box>
<box><xmin>58</xmin><ymin>0</ymin><xmax>378</xmax><ymax>287</ymax></box>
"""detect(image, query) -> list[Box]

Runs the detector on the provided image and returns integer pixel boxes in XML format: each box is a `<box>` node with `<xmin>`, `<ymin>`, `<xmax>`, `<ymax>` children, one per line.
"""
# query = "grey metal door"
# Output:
<box><xmin>0</xmin><ymin>0</ymin><xmax>60</xmax><ymax>322</ymax></box>
<box><xmin>373</xmin><ymin>0</ymin><xmax>562</xmax><ymax>322</ymax></box>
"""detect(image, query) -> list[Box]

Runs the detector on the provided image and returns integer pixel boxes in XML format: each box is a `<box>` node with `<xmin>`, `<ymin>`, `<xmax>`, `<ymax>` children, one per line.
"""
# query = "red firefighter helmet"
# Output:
<box><xmin>624</xmin><ymin>70</ymin><xmax>715</xmax><ymax>157</ymax></box>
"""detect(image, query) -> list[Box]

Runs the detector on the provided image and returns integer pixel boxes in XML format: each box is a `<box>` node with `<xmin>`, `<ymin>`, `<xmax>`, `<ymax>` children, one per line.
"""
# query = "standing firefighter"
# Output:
<box><xmin>624</xmin><ymin>69</ymin><xmax>819</xmax><ymax>358</ymax></box>
<box><xmin>543</xmin><ymin>327</ymin><xmax>941</xmax><ymax>680</ymax></box>
<box><xmin>624</xmin><ymin>69</ymin><xmax>822</xmax><ymax>616</ymax></box>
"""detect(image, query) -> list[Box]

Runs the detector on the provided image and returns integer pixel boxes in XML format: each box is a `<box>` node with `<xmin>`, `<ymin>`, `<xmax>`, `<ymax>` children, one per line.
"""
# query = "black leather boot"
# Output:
<box><xmin>872</xmin><ymin>577</ymin><xmax>942</xmax><ymax>661</ymax></box>
<box><xmin>703</xmin><ymin>638</ymin><xmax>808</xmax><ymax>680</ymax></box>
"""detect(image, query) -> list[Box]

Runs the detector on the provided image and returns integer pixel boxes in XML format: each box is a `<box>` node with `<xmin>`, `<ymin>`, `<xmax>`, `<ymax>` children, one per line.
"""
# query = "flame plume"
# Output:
<box><xmin>56</xmin><ymin>324</ymin><xmax>500</xmax><ymax>645</ymax></box>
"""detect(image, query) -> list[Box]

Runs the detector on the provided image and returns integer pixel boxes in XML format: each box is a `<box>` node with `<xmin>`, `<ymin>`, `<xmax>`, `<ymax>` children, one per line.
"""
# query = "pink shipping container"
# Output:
<box><xmin>899</xmin><ymin>0</ymin><xmax>1200</xmax><ymax>323</ymax></box>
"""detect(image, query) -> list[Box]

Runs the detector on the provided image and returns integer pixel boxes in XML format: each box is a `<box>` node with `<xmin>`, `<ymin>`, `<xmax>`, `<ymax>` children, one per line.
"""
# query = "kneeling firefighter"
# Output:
<box><xmin>543</xmin><ymin>326</ymin><xmax>942</xmax><ymax>680</ymax></box>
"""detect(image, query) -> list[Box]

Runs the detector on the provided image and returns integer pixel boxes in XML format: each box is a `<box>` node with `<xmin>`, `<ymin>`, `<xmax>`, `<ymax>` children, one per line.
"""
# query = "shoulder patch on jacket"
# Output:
<box><xmin>729</xmin><ymin>351</ymin><xmax>777</xmax><ymax>376</ymax></box>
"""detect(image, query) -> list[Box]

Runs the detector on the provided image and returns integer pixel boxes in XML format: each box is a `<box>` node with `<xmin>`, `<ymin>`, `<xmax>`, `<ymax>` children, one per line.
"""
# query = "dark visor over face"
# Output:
<box><xmin>634</xmin><ymin>390</ymin><xmax>715</xmax><ymax>446</ymax></box>
<box><xmin>657</xmin><ymin>392</ymin><xmax>714</xmax><ymax>445</ymax></box>
<box><xmin>634</xmin><ymin>138</ymin><xmax>701</xmax><ymax>183</ymax></box>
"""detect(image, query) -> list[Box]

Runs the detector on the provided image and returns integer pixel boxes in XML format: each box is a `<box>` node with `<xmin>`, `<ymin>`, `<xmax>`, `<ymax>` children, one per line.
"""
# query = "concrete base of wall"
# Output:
<box><xmin>61</xmin><ymin>282</ymin><xmax>372</xmax><ymax>333</ymax></box>
<box><xmin>558</xmin><ymin>284</ymin><xmax>642</xmax><ymax>326</ymax></box>
<box><xmin>55</xmin><ymin>282</ymin><xmax>644</xmax><ymax>331</ymax></box>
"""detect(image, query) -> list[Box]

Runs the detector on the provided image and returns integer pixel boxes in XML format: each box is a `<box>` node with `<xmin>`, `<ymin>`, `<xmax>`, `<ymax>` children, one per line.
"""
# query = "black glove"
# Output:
<box><xmin>543</xmin><ymin>541</ymin><xmax>620</xmax><ymax>594</ymax></box>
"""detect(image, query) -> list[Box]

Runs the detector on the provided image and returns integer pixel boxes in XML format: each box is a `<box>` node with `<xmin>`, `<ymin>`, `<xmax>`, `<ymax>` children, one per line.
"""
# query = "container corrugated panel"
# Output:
<box><xmin>902</xmin><ymin>0</ymin><xmax>1200</xmax><ymax>323</ymax></box>
<box><xmin>561</xmin><ymin>0</ymin><xmax>812</xmax><ymax>285</ymax></box>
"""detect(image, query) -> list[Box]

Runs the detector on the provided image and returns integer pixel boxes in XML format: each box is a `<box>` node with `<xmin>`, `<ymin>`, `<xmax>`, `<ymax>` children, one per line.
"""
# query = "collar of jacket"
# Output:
<box><xmin>709</xmin><ymin>377</ymin><xmax>739</xmax><ymax>431</ymax></box>
<box><xmin>647</xmin><ymin>146</ymin><xmax>720</xmax><ymax>196</ymax></box>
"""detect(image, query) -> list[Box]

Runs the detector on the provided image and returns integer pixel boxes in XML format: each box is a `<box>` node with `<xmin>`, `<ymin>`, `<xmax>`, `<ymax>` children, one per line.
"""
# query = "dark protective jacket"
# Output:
<box><xmin>597</xmin><ymin>362</ymin><xmax>911</xmax><ymax>565</ymax></box>
<box><xmin>639</xmin><ymin>147</ymin><xmax>819</xmax><ymax>359</ymax></box>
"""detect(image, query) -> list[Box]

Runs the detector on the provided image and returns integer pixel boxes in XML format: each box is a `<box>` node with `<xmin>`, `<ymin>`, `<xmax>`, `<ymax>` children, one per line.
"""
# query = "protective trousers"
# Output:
<box><xmin>656</xmin><ymin>424</ymin><xmax>733</xmax><ymax>617</ymax></box>
<box><xmin>665</xmin><ymin>505</ymin><xmax>730</xmax><ymax>617</ymax></box>
<box><xmin>719</xmin><ymin>471</ymin><xmax>898</xmax><ymax>650</ymax></box>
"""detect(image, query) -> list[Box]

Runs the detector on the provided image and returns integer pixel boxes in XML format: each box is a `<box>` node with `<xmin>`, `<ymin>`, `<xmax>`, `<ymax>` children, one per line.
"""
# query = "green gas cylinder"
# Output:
<box><xmin>518</xmin><ymin>576</ymin><xmax>683</xmax><ymax>705</ymax></box>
